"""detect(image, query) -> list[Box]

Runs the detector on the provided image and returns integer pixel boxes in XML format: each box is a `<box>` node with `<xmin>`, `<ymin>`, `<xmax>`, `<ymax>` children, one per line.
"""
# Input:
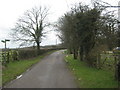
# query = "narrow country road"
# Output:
<box><xmin>4</xmin><ymin>50</ymin><xmax>77</xmax><ymax>88</ymax></box>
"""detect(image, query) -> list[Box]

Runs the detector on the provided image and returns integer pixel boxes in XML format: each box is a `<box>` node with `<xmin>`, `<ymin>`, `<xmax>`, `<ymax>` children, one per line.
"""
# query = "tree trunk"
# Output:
<box><xmin>73</xmin><ymin>48</ymin><xmax>77</xmax><ymax>59</ymax></box>
<box><xmin>69</xmin><ymin>48</ymin><xmax>73</xmax><ymax>54</ymax></box>
<box><xmin>36</xmin><ymin>41</ymin><xmax>40</xmax><ymax>55</ymax></box>
<box><xmin>79</xmin><ymin>46</ymin><xmax>84</xmax><ymax>61</ymax></box>
<box><xmin>97</xmin><ymin>53</ymin><xmax>101</xmax><ymax>69</ymax></box>
<box><xmin>68</xmin><ymin>47</ymin><xmax>73</xmax><ymax>54</ymax></box>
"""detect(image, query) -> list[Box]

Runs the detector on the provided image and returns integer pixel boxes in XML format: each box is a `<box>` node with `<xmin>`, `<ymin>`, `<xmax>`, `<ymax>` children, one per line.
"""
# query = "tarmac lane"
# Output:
<box><xmin>4</xmin><ymin>50</ymin><xmax>77</xmax><ymax>88</ymax></box>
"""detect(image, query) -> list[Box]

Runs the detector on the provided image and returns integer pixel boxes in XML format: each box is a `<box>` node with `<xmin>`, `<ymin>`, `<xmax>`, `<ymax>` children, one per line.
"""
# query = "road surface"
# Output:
<box><xmin>4</xmin><ymin>50</ymin><xmax>77</xmax><ymax>88</ymax></box>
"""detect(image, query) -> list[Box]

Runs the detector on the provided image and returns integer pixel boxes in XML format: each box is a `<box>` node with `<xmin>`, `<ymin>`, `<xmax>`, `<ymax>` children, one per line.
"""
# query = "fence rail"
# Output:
<box><xmin>98</xmin><ymin>52</ymin><xmax>120</xmax><ymax>70</ymax></box>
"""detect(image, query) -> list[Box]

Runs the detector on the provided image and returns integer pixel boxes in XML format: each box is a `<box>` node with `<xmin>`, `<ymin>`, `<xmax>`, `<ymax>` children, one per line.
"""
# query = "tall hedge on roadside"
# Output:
<box><xmin>18</xmin><ymin>49</ymin><xmax>38</xmax><ymax>59</ymax></box>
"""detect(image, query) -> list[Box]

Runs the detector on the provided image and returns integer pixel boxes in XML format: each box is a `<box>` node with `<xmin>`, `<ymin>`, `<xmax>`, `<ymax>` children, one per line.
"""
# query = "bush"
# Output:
<box><xmin>18</xmin><ymin>49</ymin><xmax>38</xmax><ymax>59</ymax></box>
<box><xmin>86</xmin><ymin>45</ymin><xmax>108</xmax><ymax>68</ymax></box>
<box><xmin>12</xmin><ymin>50</ymin><xmax>19</xmax><ymax>61</ymax></box>
<box><xmin>1</xmin><ymin>48</ymin><xmax>56</xmax><ymax>63</ymax></box>
<box><xmin>18</xmin><ymin>48</ymin><xmax>56</xmax><ymax>60</ymax></box>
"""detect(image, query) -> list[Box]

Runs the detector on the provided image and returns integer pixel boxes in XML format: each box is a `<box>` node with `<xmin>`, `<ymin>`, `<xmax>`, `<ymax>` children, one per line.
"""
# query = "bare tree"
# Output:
<box><xmin>11</xmin><ymin>6</ymin><xmax>50</xmax><ymax>53</ymax></box>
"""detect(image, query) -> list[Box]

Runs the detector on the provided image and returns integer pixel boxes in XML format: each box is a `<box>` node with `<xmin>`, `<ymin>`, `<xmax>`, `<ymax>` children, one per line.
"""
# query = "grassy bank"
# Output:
<box><xmin>2</xmin><ymin>50</ymin><xmax>56</xmax><ymax>85</ymax></box>
<box><xmin>65</xmin><ymin>54</ymin><xmax>118</xmax><ymax>88</ymax></box>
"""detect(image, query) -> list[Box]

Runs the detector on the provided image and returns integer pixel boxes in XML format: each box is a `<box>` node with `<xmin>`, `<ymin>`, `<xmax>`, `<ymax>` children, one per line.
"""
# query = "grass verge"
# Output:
<box><xmin>65</xmin><ymin>54</ymin><xmax>118</xmax><ymax>88</ymax></box>
<box><xmin>2</xmin><ymin>50</ymin><xmax>56</xmax><ymax>86</ymax></box>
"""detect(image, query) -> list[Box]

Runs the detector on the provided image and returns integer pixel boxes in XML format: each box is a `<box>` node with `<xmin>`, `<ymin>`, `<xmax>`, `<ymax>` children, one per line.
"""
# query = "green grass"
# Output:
<box><xmin>2</xmin><ymin>50</ymin><xmax>56</xmax><ymax>85</ymax></box>
<box><xmin>65</xmin><ymin>54</ymin><xmax>118</xmax><ymax>88</ymax></box>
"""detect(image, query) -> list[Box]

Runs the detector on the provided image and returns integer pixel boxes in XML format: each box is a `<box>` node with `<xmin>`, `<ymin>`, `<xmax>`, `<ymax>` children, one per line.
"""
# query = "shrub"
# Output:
<box><xmin>86</xmin><ymin>45</ymin><xmax>108</xmax><ymax>68</ymax></box>
<box><xmin>18</xmin><ymin>49</ymin><xmax>37</xmax><ymax>59</ymax></box>
<box><xmin>12</xmin><ymin>50</ymin><xmax>19</xmax><ymax>61</ymax></box>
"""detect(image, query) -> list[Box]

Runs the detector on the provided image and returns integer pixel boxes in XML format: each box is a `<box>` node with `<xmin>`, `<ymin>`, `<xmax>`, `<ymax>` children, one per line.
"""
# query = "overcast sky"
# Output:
<box><xmin>0</xmin><ymin>0</ymin><xmax>119</xmax><ymax>48</ymax></box>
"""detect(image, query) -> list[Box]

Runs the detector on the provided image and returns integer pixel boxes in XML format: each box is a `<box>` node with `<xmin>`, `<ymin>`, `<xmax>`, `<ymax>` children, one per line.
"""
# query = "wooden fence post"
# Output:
<box><xmin>114</xmin><ymin>56</ymin><xmax>118</xmax><ymax>80</ymax></box>
<box><xmin>97</xmin><ymin>53</ymin><xmax>101</xmax><ymax>69</ymax></box>
<box><xmin>6</xmin><ymin>52</ymin><xmax>9</xmax><ymax>63</ymax></box>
